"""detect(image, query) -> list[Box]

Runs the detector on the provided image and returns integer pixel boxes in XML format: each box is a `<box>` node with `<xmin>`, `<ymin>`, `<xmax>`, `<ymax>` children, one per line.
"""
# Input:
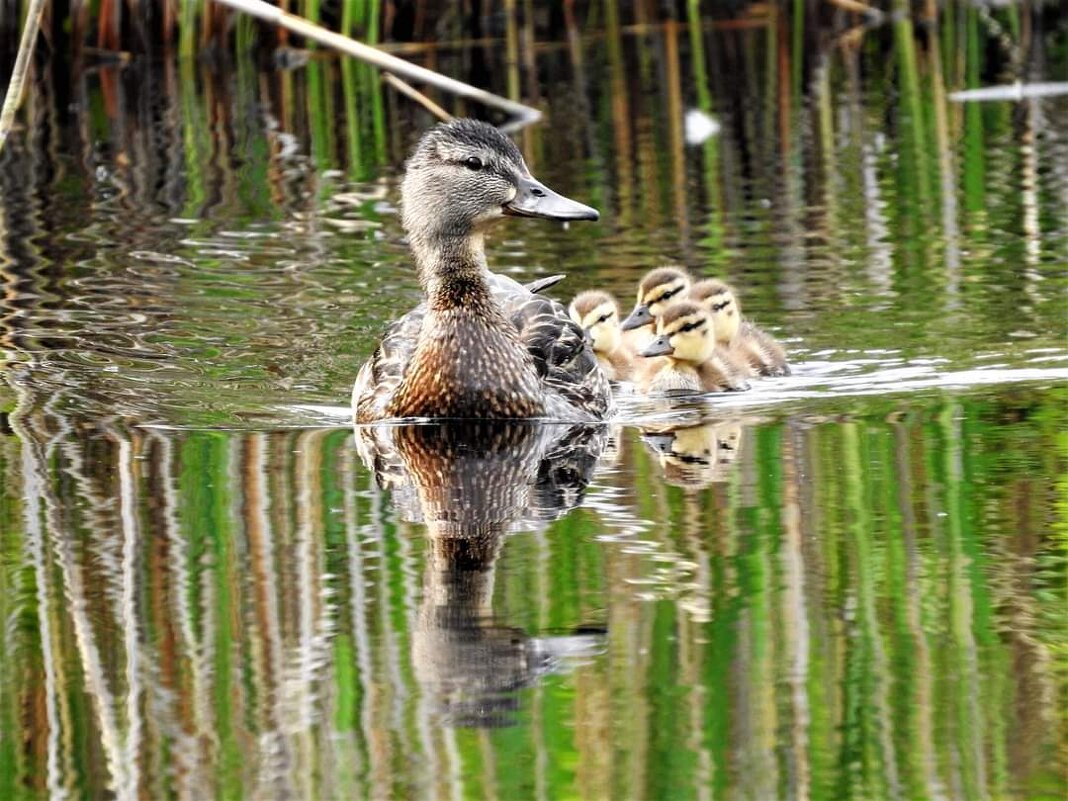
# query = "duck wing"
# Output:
<box><xmin>520</xmin><ymin>274</ymin><xmax>566</xmax><ymax>294</ymax></box>
<box><xmin>352</xmin><ymin>301</ymin><xmax>423</xmax><ymax>421</ymax></box>
<box><xmin>509</xmin><ymin>292</ymin><xmax>613</xmax><ymax>419</ymax></box>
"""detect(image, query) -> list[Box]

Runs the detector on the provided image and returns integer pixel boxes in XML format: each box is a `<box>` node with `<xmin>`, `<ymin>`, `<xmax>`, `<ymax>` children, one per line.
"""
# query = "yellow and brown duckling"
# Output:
<box><xmin>635</xmin><ymin>301</ymin><xmax>750</xmax><ymax>394</ymax></box>
<box><xmin>568</xmin><ymin>290</ymin><xmax>634</xmax><ymax>381</ymax></box>
<box><xmin>619</xmin><ymin>266</ymin><xmax>692</xmax><ymax>351</ymax></box>
<box><xmin>689</xmin><ymin>279</ymin><xmax>790</xmax><ymax>377</ymax></box>
<box><xmin>352</xmin><ymin>119</ymin><xmax>611</xmax><ymax>423</ymax></box>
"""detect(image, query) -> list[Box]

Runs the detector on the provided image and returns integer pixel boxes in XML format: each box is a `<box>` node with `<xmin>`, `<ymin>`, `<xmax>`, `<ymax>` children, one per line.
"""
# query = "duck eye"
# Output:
<box><xmin>464</xmin><ymin>156</ymin><xmax>483</xmax><ymax>171</ymax></box>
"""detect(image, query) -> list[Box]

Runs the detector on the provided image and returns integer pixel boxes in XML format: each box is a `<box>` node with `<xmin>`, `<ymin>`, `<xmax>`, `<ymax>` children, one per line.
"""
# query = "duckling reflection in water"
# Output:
<box><xmin>689</xmin><ymin>279</ymin><xmax>790</xmax><ymax>377</ymax></box>
<box><xmin>568</xmin><ymin>290</ymin><xmax>634</xmax><ymax>381</ymax></box>
<box><xmin>641</xmin><ymin>421</ymin><xmax>746</xmax><ymax>488</ymax></box>
<box><xmin>355</xmin><ymin>421</ymin><xmax>606</xmax><ymax>726</ymax></box>
<box><xmin>635</xmin><ymin>301</ymin><xmax>750</xmax><ymax>394</ymax></box>
<box><xmin>352</xmin><ymin>119</ymin><xmax>610</xmax><ymax>423</ymax></box>
<box><xmin>619</xmin><ymin>266</ymin><xmax>692</xmax><ymax>352</ymax></box>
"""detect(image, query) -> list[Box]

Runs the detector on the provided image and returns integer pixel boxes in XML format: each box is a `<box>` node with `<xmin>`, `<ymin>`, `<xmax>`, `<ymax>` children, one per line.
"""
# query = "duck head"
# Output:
<box><xmin>639</xmin><ymin>300</ymin><xmax>716</xmax><ymax>364</ymax></box>
<box><xmin>690</xmin><ymin>279</ymin><xmax>741</xmax><ymax>344</ymax></box>
<box><xmin>621</xmin><ymin>267</ymin><xmax>691</xmax><ymax>331</ymax></box>
<box><xmin>568</xmin><ymin>290</ymin><xmax>622</xmax><ymax>355</ymax></box>
<box><xmin>401</xmin><ymin>119</ymin><xmax>598</xmax><ymax>250</ymax></box>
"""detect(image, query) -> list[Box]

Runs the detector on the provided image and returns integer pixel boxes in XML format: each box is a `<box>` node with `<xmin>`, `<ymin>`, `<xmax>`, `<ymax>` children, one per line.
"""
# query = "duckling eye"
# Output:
<box><xmin>464</xmin><ymin>156</ymin><xmax>484</xmax><ymax>171</ymax></box>
<box><xmin>659</xmin><ymin>286</ymin><xmax>683</xmax><ymax>303</ymax></box>
<box><xmin>711</xmin><ymin>300</ymin><xmax>731</xmax><ymax>312</ymax></box>
<box><xmin>596</xmin><ymin>313</ymin><xmax>613</xmax><ymax>324</ymax></box>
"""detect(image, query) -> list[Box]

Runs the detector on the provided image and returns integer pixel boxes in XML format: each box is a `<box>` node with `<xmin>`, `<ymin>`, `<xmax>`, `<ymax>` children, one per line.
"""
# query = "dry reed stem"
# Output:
<box><xmin>0</xmin><ymin>0</ymin><xmax>49</xmax><ymax>155</ymax></box>
<box><xmin>210</xmin><ymin>0</ymin><xmax>542</xmax><ymax>131</ymax></box>
<box><xmin>827</xmin><ymin>0</ymin><xmax>884</xmax><ymax>18</ymax></box>
<box><xmin>383</xmin><ymin>73</ymin><xmax>453</xmax><ymax>121</ymax></box>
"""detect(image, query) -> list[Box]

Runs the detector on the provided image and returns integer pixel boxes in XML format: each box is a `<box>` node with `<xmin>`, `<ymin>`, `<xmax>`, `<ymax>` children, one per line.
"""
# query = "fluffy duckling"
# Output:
<box><xmin>620</xmin><ymin>266</ymin><xmax>692</xmax><ymax>351</ymax></box>
<box><xmin>690</xmin><ymin>279</ymin><xmax>790</xmax><ymax>376</ymax></box>
<box><xmin>635</xmin><ymin>301</ymin><xmax>750</xmax><ymax>394</ymax></box>
<box><xmin>568</xmin><ymin>290</ymin><xmax>634</xmax><ymax>381</ymax></box>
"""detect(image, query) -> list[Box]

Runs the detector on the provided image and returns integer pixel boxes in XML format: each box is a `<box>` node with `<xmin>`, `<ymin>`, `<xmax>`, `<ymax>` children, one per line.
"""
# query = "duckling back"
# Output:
<box><xmin>737</xmin><ymin>320</ymin><xmax>790</xmax><ymax>376</ymax></box>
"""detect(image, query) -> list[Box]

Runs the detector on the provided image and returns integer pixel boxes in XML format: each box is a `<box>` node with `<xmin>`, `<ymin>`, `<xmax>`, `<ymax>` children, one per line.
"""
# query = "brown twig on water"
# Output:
<box><xmin>383</xmin><ymin>73</ymin><xmax>453</xmax><ymax>122</ymax></box>
<box><xmin>0</xmin><ymin>0</ymin><xmax>49</xmax><ymax>155</ymax></box>
<box><xmin>209</xmin><ymin>0</ymin><xmax>542</xmax><ymax>132</ymax></box>
<box><xmin>826</xmin><ymin>0</ymin><xmax>884</xmax><ymax>20</ymax></box>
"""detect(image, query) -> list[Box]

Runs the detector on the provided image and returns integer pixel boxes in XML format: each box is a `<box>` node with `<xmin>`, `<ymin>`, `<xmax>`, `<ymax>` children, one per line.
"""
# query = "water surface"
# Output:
<box><xmin>1</xmin><ymin>14</ymin><xmax>1066</xmax><ymax>801</ymax></box>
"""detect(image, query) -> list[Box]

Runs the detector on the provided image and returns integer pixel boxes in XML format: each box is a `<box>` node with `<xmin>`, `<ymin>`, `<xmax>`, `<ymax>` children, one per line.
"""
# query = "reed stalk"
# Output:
<box><xmin>0</xmin><ymin>0</ymin><xmax>47</xmax><ymax>155</ymax></box>
<box><xmin>179</xmin><ymin>0</ymin><xmax>198</xmax><ymax>60</ymax></box>
<box><xmin>382</xmin><ymin>73</ymin><xmax>451</xmax><ymax>121</ymax></box>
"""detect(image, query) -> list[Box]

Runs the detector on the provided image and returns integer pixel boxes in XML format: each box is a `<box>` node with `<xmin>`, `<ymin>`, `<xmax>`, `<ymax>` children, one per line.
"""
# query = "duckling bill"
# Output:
<box><xmin>352</xmin><ymin>120</ymin><xmax>611</xmax><ymax>423</ymax></box>
<box><xmin>620</xmin><ymin>266</ymin><xmax>692</xmax><ymax>351</ymax></box>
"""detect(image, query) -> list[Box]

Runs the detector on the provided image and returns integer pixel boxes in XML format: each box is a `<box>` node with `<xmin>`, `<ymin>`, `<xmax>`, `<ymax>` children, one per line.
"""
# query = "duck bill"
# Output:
<box><xmin>640</xmin><ymin>335</ymin><xmax>674</xmax><ymax>358</ymax></box>
<box><xmin>621</xmin><ymin>304</ymin><xmax>653</xmax><ymax>331</ymax></box>
<box><xmin>504</xmin><ymin>175</ymin><xmax>599</xmax><ymax>221</ymax></box>
<box><xmin>642</xmin><ymin>432</ymin><xmax>677</xmax><ymax>454</ymax></box>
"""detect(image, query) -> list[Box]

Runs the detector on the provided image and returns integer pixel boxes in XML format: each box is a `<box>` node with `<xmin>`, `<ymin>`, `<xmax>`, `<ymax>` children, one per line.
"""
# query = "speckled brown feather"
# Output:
<box><xmin>354</xmin><ymin>273</ymin><xmax>611</xmax><ymax>422</ymax></box>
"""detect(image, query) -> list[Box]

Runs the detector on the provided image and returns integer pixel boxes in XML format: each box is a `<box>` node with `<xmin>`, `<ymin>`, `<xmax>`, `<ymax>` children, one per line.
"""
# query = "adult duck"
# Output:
<box><xmin>353</xmin><ymin>120</ymin><xmax>611</xmax><ymax>423</ymax></box>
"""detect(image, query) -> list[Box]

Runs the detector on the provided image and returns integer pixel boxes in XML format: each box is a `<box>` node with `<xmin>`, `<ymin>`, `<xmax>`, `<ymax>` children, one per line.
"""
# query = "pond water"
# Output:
<box><xmin>1</xmin><ymin>13</ymin><xmax>1067</xmax><ymax>801</ymax></box>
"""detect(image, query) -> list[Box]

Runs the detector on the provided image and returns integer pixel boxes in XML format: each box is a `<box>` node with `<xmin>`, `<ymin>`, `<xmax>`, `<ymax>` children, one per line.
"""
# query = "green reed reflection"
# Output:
<box><xmin>1</xmin><ymin>390</ymin><xmax>1064</xmax><ymax>799</ymax></box>
<box><xmin>0</xmin><ymin>5</ymin><xmax>1066</xmax><ymax>800</ymax></box>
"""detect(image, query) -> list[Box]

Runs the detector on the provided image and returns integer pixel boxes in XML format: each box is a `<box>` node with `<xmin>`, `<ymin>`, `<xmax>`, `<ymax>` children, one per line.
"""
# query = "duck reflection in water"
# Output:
<box><xmin>355</xmin><ymin>421</ymin><xmax>606</xmax><ymax>727</ymax></box>
<box><xmin>640</xmin><ymin>420</ymin><xmax>747</xmax><ymax>488</ymax></box>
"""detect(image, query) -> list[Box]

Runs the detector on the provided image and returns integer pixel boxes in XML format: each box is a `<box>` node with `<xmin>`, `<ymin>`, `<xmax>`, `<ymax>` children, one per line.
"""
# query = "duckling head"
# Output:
<box><xmin>568</xmin><ymin>290</ymin><xmax>622</xmax><ymax>355</ymax></box>
<box><xmin>639</xmin><ymin>301</ymin><xmax>716</xmax><ymax>364</ymax></box>
<box><xmin>690</xmin><ymin>279</ymin><xmax>740</xmax><ymax>344</ymax></box>
<box><xmin>401</xmin><ymin>119</ymin><xmax>598</xmax><ymax>252</ymax></box>
<box><xmin>620</xmin><ymin>266</ymin><xmax>691</xmax><ymax>331</ymax></box>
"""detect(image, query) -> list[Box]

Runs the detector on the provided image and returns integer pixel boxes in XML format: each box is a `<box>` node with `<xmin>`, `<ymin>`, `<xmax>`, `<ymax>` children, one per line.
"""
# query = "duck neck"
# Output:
<box><xmin>411</xmin><ymin>230</ymin><xmax>493</xmax><ymax>313</ymax></box>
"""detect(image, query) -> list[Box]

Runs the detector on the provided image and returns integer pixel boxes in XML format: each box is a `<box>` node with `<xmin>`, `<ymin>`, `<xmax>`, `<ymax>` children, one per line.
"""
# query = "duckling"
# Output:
<box><xmin>619</xmin><ymin>266</ymin><xmax>692</xmax><ymax>351</ymax></box>
<box><xmin>568</xmin><ymin>290</ymin><xmax>634</xmax><ymax>381</ymax></box>
<box><xmin>352</xmin><ymin>119</ymin><xmax>611</xmax><ymax>422</ymax></box>
<box><xmin>689</xmin><ymin>279</ymin><xmax>790</xmax><ymax>376</ymax></box>
<box><xmin>635</xmin><ymin>301</ymin><xmax>750</xmax><ymax>394</ymax></box>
